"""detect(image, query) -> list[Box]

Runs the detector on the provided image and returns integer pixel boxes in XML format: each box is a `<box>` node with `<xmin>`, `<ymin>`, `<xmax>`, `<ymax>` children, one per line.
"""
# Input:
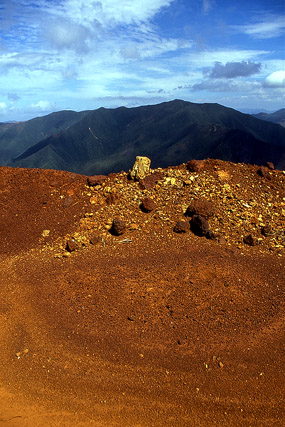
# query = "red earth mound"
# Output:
<box><xmin>0</xmin><ymin>159</ymin><xmax>284</xmax><ymax>426</ymax></box>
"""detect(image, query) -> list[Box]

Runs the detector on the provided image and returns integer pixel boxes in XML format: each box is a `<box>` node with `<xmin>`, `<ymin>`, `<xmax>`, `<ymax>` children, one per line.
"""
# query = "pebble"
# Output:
<box><xmin>141</xmin><ymin>197</ymin><xmax>155</xmax><ymax>212</ymax></box>
<box><xmin>173</xmin><ymin>221</ymin><xmax>190</xmax><ymax>233</ymax></box>
<box><xmin>111</xmin><ymin>218</ymin><xmax>126</xmax><ymax>235</ymax></box>
<box><xmin>66</xmin><ymin>239</ymin><xmax>78</xmax><ymax>252</ymax></box>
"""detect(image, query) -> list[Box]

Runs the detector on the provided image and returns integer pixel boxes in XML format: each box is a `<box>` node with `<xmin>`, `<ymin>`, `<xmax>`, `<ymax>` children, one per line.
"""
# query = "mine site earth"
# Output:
<box><xmin>0</xmin><ymin>157</ymin><xmax>284</xmax><ymax>426</ymax></box>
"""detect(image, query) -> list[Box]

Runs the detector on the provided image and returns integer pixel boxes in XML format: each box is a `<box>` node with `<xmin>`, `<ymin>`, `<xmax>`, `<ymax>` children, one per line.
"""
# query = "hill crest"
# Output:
<box><xmin>1</xmin><ymin>100</ymin><xmax>284</xmax><ymax>173</ymax></box>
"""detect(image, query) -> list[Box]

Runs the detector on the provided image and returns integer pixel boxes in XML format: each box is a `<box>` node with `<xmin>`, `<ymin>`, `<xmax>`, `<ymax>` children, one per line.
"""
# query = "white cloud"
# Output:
<box><xmin>31</xmin><ymin>100</ymin><xmax>54</xmax><ymax>111</ymax></box>
<box><xmin>0</xmin><ymin>1</ymin><xmax>284</xmax><ymax>120</ymax></box>
<box><xmin>180</xmin><ymin>49</ymin><xmax>269</xmax><ymax>69</ymax></box>
<box><xmin>0</xmin><ymin>52</ymin><xmax>47</xmax><ymax>71</ymax></box>
<box><xmin>264</xmin><ymin>70</ymin><xmax>285</xmax><ymax>88</ymax></box>
<box><xmin>233</xmin><ymin>15</ymin><xmax>285</xmax><ymax>39</ymax></box>
<box><xmin>42</xmin><ymin>19</ymin><xmax>91</xmax><ymax>52</ymax></box>
<box><xmin>202</xmin><ymin>0</ymin><xmax>212</xmax><ymax>14</ymax></box>
<box><xmin>0</xmin><ymin>102</ymin><xmax>7</xmax><ymax>111</ymax></box>
<box><xmin>56</xmin><ymin>0</ymin><xmax>175</xmax><ymax>27</ymax></box>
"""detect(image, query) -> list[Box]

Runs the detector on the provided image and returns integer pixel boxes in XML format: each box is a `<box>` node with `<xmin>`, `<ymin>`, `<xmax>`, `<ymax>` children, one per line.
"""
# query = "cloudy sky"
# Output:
<box><xmin>0</xmin><ymin>0</ymin><xmax>284</xmax><ymax>121</ymax></box>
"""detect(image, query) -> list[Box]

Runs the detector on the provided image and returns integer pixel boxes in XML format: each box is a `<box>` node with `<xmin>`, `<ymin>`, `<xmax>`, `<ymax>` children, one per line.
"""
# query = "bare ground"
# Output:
<box><xmin>0</xmin><ymin>159</ymin><xmax>284</xmax><ymax>426</ymax></box>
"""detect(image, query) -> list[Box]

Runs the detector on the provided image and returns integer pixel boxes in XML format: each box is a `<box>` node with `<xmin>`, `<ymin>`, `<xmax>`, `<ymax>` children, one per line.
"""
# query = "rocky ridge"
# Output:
<box><xmin>32</xmin><ymin>158</ymin><xmax>284</xmax><ymax>259</ymax></box>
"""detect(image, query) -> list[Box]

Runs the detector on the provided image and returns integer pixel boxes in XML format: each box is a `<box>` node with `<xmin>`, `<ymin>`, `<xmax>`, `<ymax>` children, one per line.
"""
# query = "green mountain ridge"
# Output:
<box><xmin>1</xmin><ymin>100</ymin><xmax>284</xmax><ymax>173</ymax></box>
<box><xmin>0</xmin><ymin>110</ymin><xmax>89</xmax><ymax>165</ymax></box>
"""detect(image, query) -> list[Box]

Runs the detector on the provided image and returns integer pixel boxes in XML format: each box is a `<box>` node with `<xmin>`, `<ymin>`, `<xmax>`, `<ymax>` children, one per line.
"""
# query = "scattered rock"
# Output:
<box><xmin>129</xmin><ymin>223</ymin><xmax>139</xmax><ymax>230</ymax></box>
<box><xmin>66</xmin><ymin>239</ymin><xmax>78</xmax><ymax>252</ymax></box>
<box><xmin>90</xmin><ymin>234</ymin><xmax>102</xmax><ymax>245</ymax></box>
<box><xmin>111</xmin><ymin>218</ymin><xmax>126</xmax><ymax>235</ymax></box>
<box><xmin>87</xmin><ymin>175</ymin><xmax>107</xmax><ymax>186</ymax></box>
<box><xmin>89</xmin><ymin>196</ymin><xmax>98</xmax><ymax>205</ymax></box>
<box><xmin>261</xmin><ymin>225</ymin><xmax>272</xmax><ymax>237</ymax></box>
<box><xmin>129</xmin><ymin>156</ymin><xmax>151</xmax><ymax>180</ymax></box>
<box><xmin>63</xmin><ymin>196</ymin><xmax>74</xmax><ymax>208</ymax></box>
<box><xmin>185</xmin><ymin>199</ymin><xmax>215</xmax><ymax>219</ymax></box>
<box><xmin>266</xmin><ymin>162</ymin><xmax>275</xmax><ymax>170</ymax></box>
<box><xmin>190</xmin><ymin>215</ymin><xmax>209</xmax><ymax>236</ymax></box>
<box><xmin>243</xmin><ymin>234</ymin><xmax>257</xmax><ymax>246</ymax></box>
<box><xmin>173</xmin><ymin>221</ymin><xmax>190</xmax><ymax>233</ymax></box>
<box><xmin>41</xmin><ymin>229</ymin><xmax>50</xmax><ymax>237</ymax></box>
<box><xmin>187</xmin><ymin>159</ymin><xmax>204</xmax><ymax>172</ymax></box>
<box><xmin>141</xmin><ymin>197</ymin><xmax>155</xmax><ymax>213</ymax></box>
<box><xmin>139</xmin><ymin>171</ymin><xmax>164</xmax><ymax>189</ymax></box>
<box><xmin>257</xmin><ymin>167</ymin><xmax>270</xmax><ymax>179</ymax></box>
<box><xmin>206</xmin><ymin>230</ymin><xmax>216</xmax><ymax>240</ymax></box>
<box><xmin>218</xmin><ymin>236</ymin><xmax>226</xmax><ymax>244</ymax></box>
<box><xmin>106</xmin><ymin>192</ymin><xmax>120</xmax><ymax>205</ymax></box>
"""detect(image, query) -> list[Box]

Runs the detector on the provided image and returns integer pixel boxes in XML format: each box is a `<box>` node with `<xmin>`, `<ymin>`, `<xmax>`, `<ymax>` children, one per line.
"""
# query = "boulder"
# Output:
<box><xmin>206</xmin><ymin>230</ymin><xmax>217</xmax><ymax>240</ymax></box>
<box><xmin>187</xmin><ymin>160</ymin><xmax>204</xmax><ymax>172</ymax></box>
<box><xmin>185</xmin><ymin>199</ymin><xmax>215</xmax><ymax>219</ymax></box>
<box><xmin>129</xmin><ymin>156</ymin><xmax>151</xmax><ymax>180</ymax></box>
<box><xmin>190</xmin><ymin>215</ymin><xmax>209</xmax><ymax>236</ymax></box>
<box><xmin>140</xmin><ymin>197</ymin><xmax>155</xmax><ymax>213</ymax></box>
<box><xmin>173</xmin><ymin>221</ymin><xmax>190</xmax><ymax>233</ymax></box>
<box><xmin>106</xmin><ymin>192</ymin><xmax>120</xmax><ymax>205</ymax></box>
<box><xmin>243</xmin><ymin>234</ymin><xmax>257</xmax><ymax>246</ymax></box>
<box><xmin>257</xmin><ymin>167</ymin><xmax>270</xmax><ymax>179</ymax></box>
<box><xmin>266</xmin><ymin>162</ymin><xmax>275</xmax><ymax>170</ymax></box>
<box><xmin>111</xmin><ymin>218</ymin><xmax>126</xmax><ymax>235</ymax></box>
<box><xmin>261</xmin><ymin>225</ymin><xmax>272</xmax><ymax>237</ymax></box>
<box><xmin>139</xmin><ymin>171</ymin><xmax>164</xmax><ymax>189</ymax></box>
<box><xmin>87</xmin><ymin>175</ymin><xmax>107</xmax><ymax>186</ymax></box>
<box><xmin>66</xmin><ymin>239</ymin><xmax>78</xmax><ymax>252</ymax></box>
<box><xmin>90</xmin><ymin>234</ymin><xmax>102</xmax><ymax>245</ymax></box>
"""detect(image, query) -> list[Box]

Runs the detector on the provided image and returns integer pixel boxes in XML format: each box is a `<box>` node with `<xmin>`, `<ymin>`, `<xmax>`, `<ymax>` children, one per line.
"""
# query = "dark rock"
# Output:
<box><xmin>111</xmin><ymin>218</ymin><xmax>126</xmax><ymax>235</ymax></box>
<box><xmin>139</xmin><ymin>171</ymin><xmax>164</xmax><ymax>190</ymax></box>
<box><xmin>206</xmin><ymin>230</ymin><xmax>216</xmax><ymax>240</ymax></box>
<box><xmin>261</xmin><ymin>225</ymin><xmax>272</xmax><ymax>237</ymax></box>
<box><xmin>173</xmin><ymin>221</ymin><xmax>190</xmax><ymax>233</ymax></box>
<box><xmin>257</xmin><ymin>167</ymin><xmax>270</xmax><ymax>179</ymax></box>
<box><xmin>190</xmin><ymin>215</ymin><xmax>209</xmax><ymax>236</ymax></box>
<box><xmin>105</xmin><ymin>192</ymin><xmax>120</xmax><ymax>205</ymax></box>
<box><xmin>90</xmin><ymin>234</ymin><xmax>102</xmax><ymax>245</ymax></box>
<box><xmin>187</xmin><ymin>159</ymin><xmax>204</xmax><ymax>172</ymax></box>
<box><xmin>140</xmin><ymin>197</ymin><xmax>155</xmax><ymax>213</ymax></box>
<box><xmin>66</xmin><ymin>239</ymin><xmax>78</xmax><ymax>252</ymax></box>
<box><xmin>185</xmin><ymin>199</ymin><xmax>215</xmax><ymax>219</ymax></box>
<box><xmin>243</xmin><ymin>234</ymin><xmax>257</xmax><ymax>246</ymax></box>
<box><xmin>266</xmin><ymin>162</ymin><xmax>274</xmax><ymax>170</ymax></box>
<box><xmin>87</xmin><ymin>175</ymin><xmax>107</xmax><ymax>186</ymax></box>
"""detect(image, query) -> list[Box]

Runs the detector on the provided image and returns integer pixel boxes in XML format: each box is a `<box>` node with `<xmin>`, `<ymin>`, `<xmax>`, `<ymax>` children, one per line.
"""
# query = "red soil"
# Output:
<box><xmin>0</xmin><ymin>159</ymin><xmax>284</xmax><ymax>426</ymax></box>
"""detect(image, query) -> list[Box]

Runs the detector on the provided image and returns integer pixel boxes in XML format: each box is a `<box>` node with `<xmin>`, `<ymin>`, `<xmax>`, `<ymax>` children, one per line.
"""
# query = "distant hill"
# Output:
<box><xmin>1</xmin><ymin>100</ymin><xmax>285</xmax><ymax>173</ymax></box>
<box><xmin>253</xmin><ymin>109</ymin><xmax>285</xmax><ymax>127</ymax></box>
<box><xmin>0</xmin><ymin>110</ymin><xmax>89</xmax><ymax>165</ymax></box>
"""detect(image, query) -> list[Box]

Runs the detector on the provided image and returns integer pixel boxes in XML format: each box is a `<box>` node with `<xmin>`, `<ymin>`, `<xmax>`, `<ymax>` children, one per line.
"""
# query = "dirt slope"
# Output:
<box><xmin>0</xmin><ymin>159</ymin><xmax>284</xmax><ymax>426</ymax></box>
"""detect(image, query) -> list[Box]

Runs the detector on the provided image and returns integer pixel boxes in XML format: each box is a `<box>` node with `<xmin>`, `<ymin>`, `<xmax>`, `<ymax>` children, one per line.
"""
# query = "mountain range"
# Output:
<box><xmin>253</xmin><ymin>109</ymin><xmax>285</xmax><ymax>127</ymax></box>
<box><xmin>0</xmin><ymin>100</ymin><xmax>284</xmax><ymax>174</ymax></box>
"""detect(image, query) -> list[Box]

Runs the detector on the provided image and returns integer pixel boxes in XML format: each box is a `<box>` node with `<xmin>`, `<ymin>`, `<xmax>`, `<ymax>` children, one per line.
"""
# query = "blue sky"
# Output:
<box><xmin>0</xmin><ymin>0</ymin><xmax>284</xmax><ymax>121</ymax></box>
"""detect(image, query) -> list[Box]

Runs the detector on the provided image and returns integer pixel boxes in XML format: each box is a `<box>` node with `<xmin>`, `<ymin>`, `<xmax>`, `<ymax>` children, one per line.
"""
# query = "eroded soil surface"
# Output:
<box><xmin>0</xmin><ymin>159</ymin><xmax>284</xmax><ymax>426</ymax></box>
